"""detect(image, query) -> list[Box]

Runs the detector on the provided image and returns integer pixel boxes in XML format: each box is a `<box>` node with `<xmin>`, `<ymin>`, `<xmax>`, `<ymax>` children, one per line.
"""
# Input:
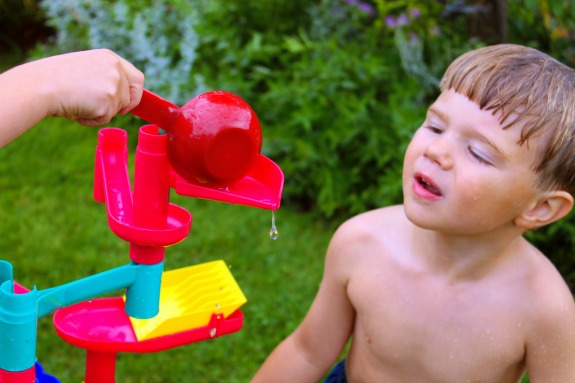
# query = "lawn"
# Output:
<box><xmin>0</xmin><ymin>116</ymin><xmax>337</xmax><ymax>382</ymax></box>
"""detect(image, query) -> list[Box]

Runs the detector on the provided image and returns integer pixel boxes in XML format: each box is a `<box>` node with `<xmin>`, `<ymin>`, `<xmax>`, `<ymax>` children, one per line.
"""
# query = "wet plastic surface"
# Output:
<box><xmin>53</xmin><ymin>298</ymin><xmax>243</xmax><ymax>353</ymax></box>
<box><xmin>131</xmin><ymin>90</ymin><xmax>263</xmax><ymax>186</ymax></box>
<box><xmin>129</xmin><ymin>260</ymin><xmax>247</xmax><ymax>340</ymax></box>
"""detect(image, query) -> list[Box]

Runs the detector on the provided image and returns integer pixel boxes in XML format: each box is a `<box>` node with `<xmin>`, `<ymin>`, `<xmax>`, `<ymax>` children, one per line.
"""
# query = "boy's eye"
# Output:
<box><xmin>468</xmin><ymin>147</ymin><xmax>493</xmax><ymax>166</ymax></box>
<box><xmin>425</xmin><ymin>125</ymin><xmax>442</xmax><ymax>134</ymax></box>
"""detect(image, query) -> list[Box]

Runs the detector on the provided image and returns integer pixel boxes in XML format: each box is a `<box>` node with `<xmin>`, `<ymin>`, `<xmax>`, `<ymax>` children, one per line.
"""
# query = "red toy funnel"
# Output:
<box><xmin>131</xmin><ymin>90</ymin><xmax>264</xmax><ymax>188</ymax></box>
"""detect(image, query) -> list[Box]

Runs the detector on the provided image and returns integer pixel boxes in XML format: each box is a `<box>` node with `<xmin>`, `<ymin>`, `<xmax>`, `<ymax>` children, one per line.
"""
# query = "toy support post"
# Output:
<box><xmin>130</xmin><ymin>125</ymin><xmax>171</xmax><ymax>265</ymax></box>
<box><xmin>85</xmin><ymin>351</ymin><xmax>116</xmax><ymax>383</ymax></box>
<box><xmin>0</xmin><ymin>261</ymin><xmax>37</xmax><ymax>376</ymax></box>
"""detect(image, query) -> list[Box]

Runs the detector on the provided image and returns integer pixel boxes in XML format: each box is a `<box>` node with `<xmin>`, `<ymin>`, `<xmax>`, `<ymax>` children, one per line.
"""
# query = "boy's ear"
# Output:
<box><xmin>515</xmin><ymin>191</ymin><xmax>574</xmax><ymax>230</ymax></box>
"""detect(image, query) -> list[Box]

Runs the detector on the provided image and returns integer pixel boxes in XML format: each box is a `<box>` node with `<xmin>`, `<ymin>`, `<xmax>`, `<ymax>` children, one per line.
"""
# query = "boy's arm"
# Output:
<box><xmin>0</xmin><ymin>49</ymin><xmax>144</xmax><ymax>147</ymax></box>
<box><xmin>524</xmin><ymin>282</ymin><xmax>575</xmax><ymax>382</ymax></box>
<box><xmin>251</xmin><ymin>224</ymin><xmax>357</xmax><ymax>383</ymax></box>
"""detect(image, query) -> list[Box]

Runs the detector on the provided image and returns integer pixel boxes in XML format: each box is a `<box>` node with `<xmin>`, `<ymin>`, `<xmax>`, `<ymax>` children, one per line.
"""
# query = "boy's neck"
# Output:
<box><xmin>411</xmin><ymin>225</ymin><xmax>529</xmax><ymax>282</ymax></box>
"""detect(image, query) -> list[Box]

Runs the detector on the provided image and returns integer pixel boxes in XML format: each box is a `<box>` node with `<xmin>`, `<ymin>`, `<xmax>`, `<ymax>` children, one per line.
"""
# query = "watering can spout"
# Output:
<box><xmin>130</xmin><ymin>89</ymin><xmax>179</xmax><ymax>132</ymax></box>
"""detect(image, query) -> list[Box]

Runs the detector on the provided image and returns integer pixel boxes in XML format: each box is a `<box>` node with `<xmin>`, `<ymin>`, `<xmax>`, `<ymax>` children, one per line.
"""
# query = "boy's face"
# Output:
<box><xmin>402</xmin><ymin>89</ymin><xmax>543</xmax><ymax>235</ymax></box>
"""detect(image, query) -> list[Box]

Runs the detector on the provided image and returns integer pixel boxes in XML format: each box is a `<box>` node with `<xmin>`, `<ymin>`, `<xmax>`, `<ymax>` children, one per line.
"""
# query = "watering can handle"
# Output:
<box><xmin>130</xmin><ymin>89</ymin><xmax>180</xmax><ymax>132</ymax></box>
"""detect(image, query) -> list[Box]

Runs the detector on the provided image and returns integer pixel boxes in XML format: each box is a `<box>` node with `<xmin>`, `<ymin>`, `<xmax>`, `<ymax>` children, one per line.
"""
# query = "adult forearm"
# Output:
<box><xmin>0</xmin><ymin>49</ymin><xmax>144</xmax><ymax>148</ymax></box>
<box><xmin>0</xmin><ymin>62</ymin><xmax>52</xmax><ymax>147</ymax></box>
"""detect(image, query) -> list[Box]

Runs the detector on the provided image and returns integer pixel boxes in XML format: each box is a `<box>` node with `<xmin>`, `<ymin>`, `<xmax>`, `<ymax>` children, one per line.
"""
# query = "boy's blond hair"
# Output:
<box><xmin>440</xmin><ymin>44</ymin><xmax>575</xmax><ymax>195</ymax></box>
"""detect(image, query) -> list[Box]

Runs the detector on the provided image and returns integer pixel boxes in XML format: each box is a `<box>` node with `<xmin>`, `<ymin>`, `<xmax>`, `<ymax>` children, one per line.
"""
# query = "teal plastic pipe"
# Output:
<box><xmin>0</xmin><ymin>261</ymin><xmax>163</xmax><ymax>372</ymax></box>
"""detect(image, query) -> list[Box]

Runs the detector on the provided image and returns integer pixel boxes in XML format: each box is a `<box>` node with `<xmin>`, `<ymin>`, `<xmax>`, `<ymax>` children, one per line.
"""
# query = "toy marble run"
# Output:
<box><xmin>0</xmin><ymin>90</ymin><xmax>284</xmax><ymax>383</ymax></box>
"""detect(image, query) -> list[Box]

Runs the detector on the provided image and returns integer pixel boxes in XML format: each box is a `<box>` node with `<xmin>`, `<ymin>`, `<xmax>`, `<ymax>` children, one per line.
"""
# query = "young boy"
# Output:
<box><xmin>0</xmin><ymin>49</ymin><xmax>144</xmax><ymax>147</ymax></box>
<box><xmin>251</xmin><ymin>44</ymin><xmax>575</xmax><ymax>382</ymax></box>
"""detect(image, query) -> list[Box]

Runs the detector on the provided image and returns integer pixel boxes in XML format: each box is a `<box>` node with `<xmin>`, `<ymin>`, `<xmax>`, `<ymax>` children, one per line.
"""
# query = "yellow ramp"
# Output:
<box><xmin>129</xmin><ymin>260</ymin><xmax>247</xmax><ymax>340</ymax></box>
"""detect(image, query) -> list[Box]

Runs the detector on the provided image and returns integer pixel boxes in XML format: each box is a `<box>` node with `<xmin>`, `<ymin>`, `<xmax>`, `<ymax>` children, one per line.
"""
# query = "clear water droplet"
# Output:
<box><xmin>270</xmin><ymin>210</ymin><xmax>279</xmax><ymax>240</ymax></box>
<box><xmin>270</xmin><ymin>227</ymin><xmax>279</xmax><ymax>240</ymax></box>
<box><xmin>210</xmin><ymin>328</ymin><xmax>217</xmax><ymax>337</ymax></box>
<box><xmin>216</xmin><ymin>302</ymin><xmax>221</xmax><ymax>311</ymax></box>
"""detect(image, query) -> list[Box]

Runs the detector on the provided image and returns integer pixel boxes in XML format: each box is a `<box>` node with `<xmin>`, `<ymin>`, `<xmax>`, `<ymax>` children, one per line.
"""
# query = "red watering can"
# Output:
<box><xmin>130</xmin><ymin>89</ymin><xmax>262</xmax><ymax>187</ymax></box>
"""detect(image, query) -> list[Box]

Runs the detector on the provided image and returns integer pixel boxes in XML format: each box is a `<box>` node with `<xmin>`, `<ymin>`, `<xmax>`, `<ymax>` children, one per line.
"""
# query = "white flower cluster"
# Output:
<box><xmin>40</xmin><ymin>0</ymin><xmax>206</xmax><ymax>104</ymax></box>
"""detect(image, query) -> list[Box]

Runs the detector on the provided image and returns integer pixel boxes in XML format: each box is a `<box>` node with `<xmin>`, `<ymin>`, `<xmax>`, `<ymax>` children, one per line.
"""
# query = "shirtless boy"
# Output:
<box><xmin>251</xmin><ymin>44</ymin><xmax>575</xmax><ymax>382</ymax></box>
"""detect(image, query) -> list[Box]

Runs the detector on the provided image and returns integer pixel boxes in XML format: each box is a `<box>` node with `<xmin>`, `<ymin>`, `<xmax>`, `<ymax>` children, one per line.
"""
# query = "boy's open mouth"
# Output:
<box><xmin>416</xmin><ymin>175</ymin><xmax>442</xmax><ymax>197</ymax></box>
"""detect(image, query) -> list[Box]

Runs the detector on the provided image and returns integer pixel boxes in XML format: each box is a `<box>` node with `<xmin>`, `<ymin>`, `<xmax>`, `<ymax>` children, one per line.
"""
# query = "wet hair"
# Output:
<box><xmin>440</xmin><ymin>44</ymin><xmax>575</xmax><ymax>195</ymax></box>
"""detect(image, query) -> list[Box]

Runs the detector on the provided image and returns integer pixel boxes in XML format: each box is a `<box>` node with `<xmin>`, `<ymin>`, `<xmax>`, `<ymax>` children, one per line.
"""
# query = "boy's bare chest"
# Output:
<box><xmin>347</xmin><ymin>266</ymin><xmax>527</xmax><ymax>382</ymax></box>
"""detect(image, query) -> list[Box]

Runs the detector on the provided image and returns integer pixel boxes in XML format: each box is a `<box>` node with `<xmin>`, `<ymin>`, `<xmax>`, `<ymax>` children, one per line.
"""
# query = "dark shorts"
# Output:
<box><xmin>324</xmin><ymin>359</ymin><xmax>347</xmax><ymax>383</ymax></box>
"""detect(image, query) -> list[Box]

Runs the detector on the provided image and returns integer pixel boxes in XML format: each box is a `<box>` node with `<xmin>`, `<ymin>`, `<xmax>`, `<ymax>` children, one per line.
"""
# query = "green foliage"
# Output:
<box><xmin>191</xmin><ymin>0</ymin><xmax>316</xmax><ymax>97</ymax></box>
<box><xmin>508</xmin><ymin>0</ymin><xmax>575</xmax><ymax>65</ymax></box>
<box><xmin>258</xmin><ymin>32</ymin><xmax>418</xmax><ymax>218</ymax></box>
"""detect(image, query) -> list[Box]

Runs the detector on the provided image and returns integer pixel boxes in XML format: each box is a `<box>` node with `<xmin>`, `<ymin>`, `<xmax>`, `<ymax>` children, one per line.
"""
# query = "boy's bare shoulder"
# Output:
<box><xmin>327</xmin><ymin>205</ymin><xmax>408</xmax><ymax>262</ymax></box>
<box><xmin>518</xmin><ymin>244</ymin><xmax>575</xmax><ymax>379</ymax></box>
<box><xmin>324</xmin><ymin>205</ymin><xmax>408</xmax><ymax>287</ymax></box>
<box><xmin>520</xmin><ymin>243</ymin><xmax>572</xmax><ymax>301</ymax></box>
<box><xmin>335</xmin><ymin>205</ymin><xmax>407</xmax><ymax>238</ymax></box>
<box><xmin>522</xmin><ymin>245</ymin><xmax>575</xmax><ymax>319</ymax></box>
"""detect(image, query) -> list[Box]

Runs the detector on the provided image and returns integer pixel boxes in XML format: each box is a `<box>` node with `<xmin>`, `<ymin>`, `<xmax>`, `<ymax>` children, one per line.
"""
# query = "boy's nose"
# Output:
<box><xmin>423</xmin><ymin>137</ymin><xmax>453</xmax><ymax>170</ymax></box>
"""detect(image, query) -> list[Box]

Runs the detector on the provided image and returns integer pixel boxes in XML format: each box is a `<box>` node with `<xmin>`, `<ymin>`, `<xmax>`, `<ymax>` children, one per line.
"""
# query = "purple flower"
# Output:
<box><xmin>409</xmin><ymin>7</ymin><xmax>421</xmax><ymax>18</ymax></box>
<box><xmin>429</xmin><ymin>26</ymin><xmax>441</xmax><ymax>36</ymax></box>
<box><xmin>358</xmin><ymin>2</ymin><xmax>376</xmax><ymax>15</ymax></box>
<box><xmin>396</xmin><ymin>13</ymin><xmax>409</xmax><ymax>27</ymax></box>
<box><xmin>385</xmin><ymin>13</ymin><xmax>410</xmax><ymax>29</ymax></box>
<box><xmin>385</xmin><ymin>15</ymin><xmax>397</xmax><ymax>28</ymax></box>
<box><xmin>344</xmin><ymin>0</ymin><xmax>376</xmax><ymax>16</ymax></box>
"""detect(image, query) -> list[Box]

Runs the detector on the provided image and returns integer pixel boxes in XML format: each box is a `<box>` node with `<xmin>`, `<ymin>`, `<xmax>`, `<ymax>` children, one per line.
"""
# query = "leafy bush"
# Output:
<box><xmin>37</xmin><ymin>0</ymin><xmax>205</xmax><ymax>103</ymax></box>
<box><xmin>508</xmin><ymin>0</ymin><xmax>575</xmax><ymax>65</ymax></box>
<box><xmin>255</xmin><ymin>27</ymin><xmax>419</xmax><ymax>218</ymax></box>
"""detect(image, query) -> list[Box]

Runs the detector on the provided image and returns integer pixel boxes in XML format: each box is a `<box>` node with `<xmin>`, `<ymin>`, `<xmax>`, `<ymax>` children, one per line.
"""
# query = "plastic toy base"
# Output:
<box><xmin>53</xmin><ymin>297</ymin><xmax>243</xmax><ymax>353</ymax></box>
<box><xmin>54</xmin><ymin>299</ymin><xmax>243</xmax><ymax>383</ymax></box>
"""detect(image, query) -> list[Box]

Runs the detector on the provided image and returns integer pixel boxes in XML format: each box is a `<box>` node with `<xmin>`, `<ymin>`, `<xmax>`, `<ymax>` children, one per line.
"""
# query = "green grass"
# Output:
<box><xmin>0</xmin><ymin>117</ymin><xmax>335</xmax><ymax>382</ymax></box>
